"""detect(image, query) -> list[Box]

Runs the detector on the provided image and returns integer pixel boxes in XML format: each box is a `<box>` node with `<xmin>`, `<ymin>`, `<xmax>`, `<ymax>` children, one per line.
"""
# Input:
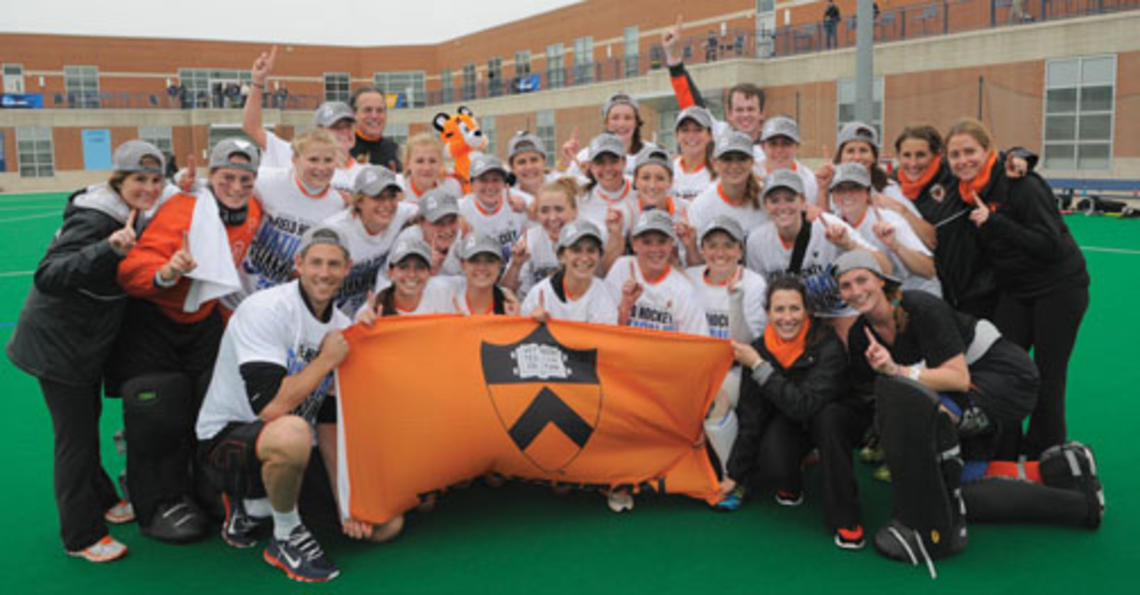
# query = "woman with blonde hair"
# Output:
<box><xmin>398</xmin><ymin>131</ymin><xmax>462</xmax><ymax>203</ymax></box>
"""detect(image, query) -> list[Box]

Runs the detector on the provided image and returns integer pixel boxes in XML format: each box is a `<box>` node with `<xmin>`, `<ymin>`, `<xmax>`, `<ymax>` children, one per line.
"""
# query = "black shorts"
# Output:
<box><xmin>198</xmin><ymin>420</ymin><xmax>267</xmax><ymax>499</ymax></box>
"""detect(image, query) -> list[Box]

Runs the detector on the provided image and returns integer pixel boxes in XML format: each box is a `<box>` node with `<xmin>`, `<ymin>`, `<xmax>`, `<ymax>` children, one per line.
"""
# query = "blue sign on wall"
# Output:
<box><xmin>82</xmin><ymin>129</ymin><xmax>113</xmax><ymax>170</ymax></box>
<box><xmin>0</xmin><ymin>93</ymin><xmax>44</xmax><ymax>109</ymax></box>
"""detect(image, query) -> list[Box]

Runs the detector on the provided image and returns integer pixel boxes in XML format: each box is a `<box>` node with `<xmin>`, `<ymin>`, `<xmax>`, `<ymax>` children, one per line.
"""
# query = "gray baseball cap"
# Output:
<box><xmin>837</xmin><ymin>121</ymin><xmax>879</xmax><ymax>153</ymax></box>
<box><xmin>420</xmin><ymin>188</ymin><xmax>460</xmax><ymax>222</ymax></box>
<box><xmin>834</xmin><ymin>249</ymin><xmax>901</xmax><ymax>284</ymax></box>
<box><xmin>601</xmin><ymin>92</ymin><xmax>639</xmax><ymax>118</ymax></box>
<box><xmin>830</xmin><ymin>162</ymin><xmax>872</xmax><ymax>190</ymax></box>
<box><xmin>299</xmin><ymin>224</ymin><xmax>350</xmax><ymax>257</ymax></box>
<box><xmin>762</xmin><ymin>169</ymin><xmax>805</xmax><ymax>199</ymax></box>
<box><xmin>587</xmin><ymin>132</ymin><xmax>626</xmax><ymax>161</ymax></box>
<box><xmin>459</xmin><ymin>233</ymin><xmax>504</xmax><ymax>261</ymax></box>
<box><xmin>699</xmin><ymin>215</ymin><xmax>745</xmax><ymax>244</ymax></box>
<box><xmin>353</xmin><ymin>165</ymin><xmax>402</xmax><ymax>196</ymax></box>
<box><xmin>313</xmin><ymin>101</ymin><xmax>355</xmax><ymax>128</ymax></box>
<box><xmin>469</xmin><ymin>153</ymin><xmax>508</xmax><ymax>180</ymax></box>
<box><xmin>760</xmin><ymin>116</ymin><xmax>801</xmax><ymax>144</ymax></box>
<box><xmin>714</xmin><ymin>131</ymin><xmax>755</xmax><ymax>160</ymax></box>
<box><xmin>633</xmin><ymin>146</ymin><xmax>673</xmax><ymax>176</ymax></box>
<box><xmin>507</xmin><ymin>131</ymin><xmax>546</xmax><ymax>162</ymax></box>
<box><xmin>675</xmin><ymin>106</ymin><xmax>714</xmax><ymax>130</ymax></box>
<box><xmin>388</xmin><ymin>236</ymin><xmax>432</xmax><ymax>268</ymax></box>
<box><xmin>557</xmin><ymin>219</ymin><xmax>604</xmax><ymax>251</ymax></box>
<box><xmin>208</xmin><ymin>138</ymin><xmax>260</xmax><ymax>172</ymax></box>
<box><xmin>113</xmin><ymin>140</ymin><xmax>165</xmax><ymax>174</ymax></box>
<box><xmin>631</xmin><ymin>209</ymin><xmax>677</xmax><ymax>241</ymax></box>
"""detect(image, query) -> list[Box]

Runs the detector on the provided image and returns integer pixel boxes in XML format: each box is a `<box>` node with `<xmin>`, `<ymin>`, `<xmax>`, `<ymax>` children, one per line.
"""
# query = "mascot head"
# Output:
<box><xmin>433</xmin><ymin>106</ymin><xmax>487</xmax><ymax>159</ymax></box>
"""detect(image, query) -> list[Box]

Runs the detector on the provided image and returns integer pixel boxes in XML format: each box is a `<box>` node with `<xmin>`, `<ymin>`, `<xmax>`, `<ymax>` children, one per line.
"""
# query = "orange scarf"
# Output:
<box><xmin>899</xmin><ymin>155</ymin><xmax>942</xmax><ymax>200</ymax></box>
<box><xmin>356</xmin><ymin>127</ymin><xmax>381</xmax><ymax>142</ymax></box>
<box><xmin>958</xmin><ymin>151</ymin><xmax>997</xmax><ymax>206</ymax></box>
<box><xmin>763</xmin><ymin>318</ymin><xmax>812</xmax><ymax>370</ymax></box>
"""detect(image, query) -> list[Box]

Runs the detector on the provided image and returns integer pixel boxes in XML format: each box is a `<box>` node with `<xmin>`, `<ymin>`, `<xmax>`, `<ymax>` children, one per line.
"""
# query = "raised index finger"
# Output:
<box><xmin>863</xmin><ymin>326</ymin><xmax>880</xmax><ymax>347</ymax></box>
<box><xmin>125</xmin><ymin>208</ymin><xmax>138</xmax><ymax>230</ymax></box>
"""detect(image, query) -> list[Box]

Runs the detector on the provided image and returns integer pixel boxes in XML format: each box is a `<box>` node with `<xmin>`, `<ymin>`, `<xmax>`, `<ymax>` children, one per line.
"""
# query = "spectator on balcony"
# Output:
<box><xmin>824</xmin><ymin>1</ymin><xmax>841</xmax><ymax>49</ymax></box>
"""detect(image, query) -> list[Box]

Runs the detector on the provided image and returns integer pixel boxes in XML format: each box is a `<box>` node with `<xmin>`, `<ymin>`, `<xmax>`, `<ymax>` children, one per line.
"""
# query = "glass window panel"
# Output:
<box><xmin>1081</xmin><ymin>56</ymin><xmax>1114</xmax><ymax>85</ymax></box>
<box><xmin>1076</xmin><ymin>143</ymin><xmax>1110</xmax><ymax>170</ymax></box>
<box><xmin>1046</xmin><ymin>59</ymin><xmax>1078</xmax><ymax>88</ymax></box>
<box><xmin>1044</xmin><ymin>115</ymin><xmax>1076</xmax><ymax>141</ymax></box>
<box><xmin>1045</xmin><ymin>88</ymin><xmax>1077</xmax><ymax>113</ymax></box>
<box><xmin>1079</xmin><ymin>86</ymin><xmax>1113</xmax><ymax>112</ymax></box>
<box><xmin>1042</xmin><ymin>144</ymin><xmax>1075</xmax><ymax>170</ymax></box>
<box><xmin>20</xmin><ymin>166</ymin><xmax>37</xmax><ymax>177</ymax></box>
<box><xmin>1078</xmin><ymin>114</ymin><xmax>1111</xmax><ymax>141</ymax></box>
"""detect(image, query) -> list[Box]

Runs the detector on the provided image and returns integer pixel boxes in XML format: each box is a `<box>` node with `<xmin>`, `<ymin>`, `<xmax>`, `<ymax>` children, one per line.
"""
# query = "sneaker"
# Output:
<box><xmin>834</xmin><ymin>525</ymin><xmax>865</xmax><ymax>550</ymax></box>
<box><xmin>141</xmin><ymin>496</ymin><xmax>207</xmax><ymax>544</ymax></box>
<box><xmin>714</xmin><ymin>486</ymin><xmax>746</xmax><ymax>512</ymax></box>
<box><xmin>67</xmin><ymin>535</ymin><xmax>127</xmax><ymax>563</ymax></box>
<box><xmin>103</xmin><ymin>499</ymin><xmax>135</xmax><ymax>524</ymax></box>
<box><xmin>873</xmin><ymin>519</ymin><xmax>967</xmax><ymax>579</ymax></box>
<box><xmin>606</xmin><ymin>491</ymin><xmax>634</xmax><ymax>513</ymax></box>
<box><xmin>263</xmin><ymin>525</ymin><xmax>340</xmax><ymax>583</ymax></box>
<box><xmin>221</xmin><ymin>493</ymin><xmax>270</xmax><ymax>549</ymax></box>
<box><xmin>774</xmin><ymin>490</ymin><xmax>803</xmax><ymax>506</ymax></box>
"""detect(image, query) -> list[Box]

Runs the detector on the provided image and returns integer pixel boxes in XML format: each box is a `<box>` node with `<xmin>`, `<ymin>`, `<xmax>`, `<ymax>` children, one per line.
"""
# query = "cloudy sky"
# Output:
<box><xmin>4</xmin><ymin>0</ymin><xmax>580</xmax><ymax>45</ymax></box>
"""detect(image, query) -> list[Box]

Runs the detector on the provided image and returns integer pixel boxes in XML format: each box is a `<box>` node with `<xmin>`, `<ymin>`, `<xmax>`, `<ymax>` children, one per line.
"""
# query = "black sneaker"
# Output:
<box><xmin>141</xmin><ymin>496</ymin><xmax>207</xmax><ymax>544</ymax></box>
<box><xmin>1039</xmin><ymin>441</ymin><xmax>1104</xmax><ymax>529</ymax></box>
<box><xmin>221</xmin><ymin>493</ymin><xmax>270</xmax><ymax>548</ymax></box>
<box><xmin>873</xmin><ymin>519</ymin><xmax>967</xmax><ymax>579</ymax></box>
<box><xmin>263</xmin><ymin>525</ymin><xmax>340</xmax><ymax>583</ymax></box>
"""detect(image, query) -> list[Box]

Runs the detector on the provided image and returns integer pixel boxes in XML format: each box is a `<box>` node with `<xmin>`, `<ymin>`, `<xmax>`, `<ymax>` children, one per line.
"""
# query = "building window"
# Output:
<box><xmin>374</xmin><ymin>71</ymin><xmax>425</xmax><ymax>108</ymax></box>
<box><xmin>3</xmin><ymin>63</ymin><xmax>26</xmax><ymax>94</ymax></box>
<box><xmin>462</xmin><ymin>64</ymin><xmax>477</xmax><ymax>101</ymax></box>
<box><xmin>657</xmin><ymin>108</ymin><xmax>679</xmax><ymax>152</ymax></box>
<box><xmin>441</xmin><ymin>69</ymin><xmax>453</xmax><ymax>104</ymax></box>
<box><xmin>836</xmin><ymin>77</ymin><xmax>884</xmax><ymax>139</ymax></box>
<box><xmin>487</xmin><ymin>58</ymin><xmax>503</xmax><ymax>98</ymax></box>
<box><xmin>64</xmin><ymin>65</ymin><xmax>99</xmax><ymax>108</ymax></box>
<box><xmin>324</xmin><ymin>73</ymin><xmax>350</xmax><ymax>102</ymax></box>
<box><xmin>515</xmin><ymin>51</ymin><xmax>531</xmax><ymax>78</ymax></box>
<box><xmin>537</xmin><ymin>110</ymin><xmax>556</xmax><ymax>167</ymax></box>
<box><xmin>482</xmin><ymin>116</ymin><xmax>497</xmax><ymax>155</ymax></box>
<box><xmin>16</xmin><ymin>127</ymin><xmax>54</xmax><ymax>178</ymax></box>
<box><xmin>546</xmin><ymin>44</ymin><xmax>565</xmax><ymax>89</ymax></box>
<box><xmin>177</xmin><ymin>68</ymin><xmax>251</xmax><ymax>108</ymax></box>
<box><xmin>1044</xmin><ymin>55</ymin><xmax>1115</xmax><ymax>170</ymax></box>
<box><xmin>574</xmin><ymin>36</ymin><xmax>594</xmax><ymax>84</ymax></box>
<box><xmin>139</xmin><ymin>126</ymin><xmax>173</xmax><ymax>155</ymax></box>
<box><xmin>386</xmin><ymin>122</ymin><xmax>409</xmax><ymax>148</ymax></box>
<box><xmin>623</xmin><ymin>27</ymin><xmax>640</xmax><ymax>78</ymax></box>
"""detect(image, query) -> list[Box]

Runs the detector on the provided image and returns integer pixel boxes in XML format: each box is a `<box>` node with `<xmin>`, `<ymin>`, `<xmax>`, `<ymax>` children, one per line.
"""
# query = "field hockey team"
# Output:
<box><xmin>6</xmin><ymin>19</ymin><xmax>1103</xmax><ymax>583</ymax></box>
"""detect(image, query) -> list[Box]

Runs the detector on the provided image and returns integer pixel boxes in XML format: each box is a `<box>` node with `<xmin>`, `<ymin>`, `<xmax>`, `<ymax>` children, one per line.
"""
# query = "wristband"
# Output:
<box><xmin>907</xmin><ymin>365</ymin><xmax>922</xmax><ymax>381</ymax></box>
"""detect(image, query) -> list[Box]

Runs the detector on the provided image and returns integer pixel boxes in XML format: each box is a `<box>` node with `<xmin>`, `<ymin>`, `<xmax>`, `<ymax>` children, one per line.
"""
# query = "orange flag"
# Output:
<box><xmin>336</xmin><ymin>315</ymin><xmax>733</xmax><ymax>524</ymax></box>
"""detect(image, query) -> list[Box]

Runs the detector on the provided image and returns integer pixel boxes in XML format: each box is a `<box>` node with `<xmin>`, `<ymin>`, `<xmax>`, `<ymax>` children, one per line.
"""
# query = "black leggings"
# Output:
<box><xmin>994</xmin><ymin>285</ymin><xmax>1088</xmax><ymax>457</ymax></box>
<box><xmin>40</xmin><ymin>379</ymin><xmax>120</xmax><ymax>551</ymax></box>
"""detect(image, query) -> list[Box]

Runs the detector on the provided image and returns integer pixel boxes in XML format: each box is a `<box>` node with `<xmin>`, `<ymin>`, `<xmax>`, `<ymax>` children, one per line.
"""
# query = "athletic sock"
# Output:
<box><xmin>272</xmin><ymin>507</ymin><xmax>301</xmax><ymax>540</ymax></box>
<box><xmin>244</xmin><ymin>497</ymin><xmax>272</xmax><ymax>519</ymax></box>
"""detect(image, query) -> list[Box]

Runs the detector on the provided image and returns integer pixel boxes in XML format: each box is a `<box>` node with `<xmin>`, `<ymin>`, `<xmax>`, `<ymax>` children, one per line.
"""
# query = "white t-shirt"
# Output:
<box><xmin>459</xmin><ymin>194</ymin><xmax>530</xmax><ymax>263</ymax></box>
<box><xmin>230</xmin><ymin>167</ymin><xmax>349</xmax><ymax>306</ymax></box>
<box><xmin>397</xmin><ymin>173</ymin><xmax>464</xmax><ymax>204</ymax></box>
<box><xmin>513</xmin><ymin>226</ymin><xmax>562</xmax><ymax>299</ymax></box>
<box><xmin>688</xmin><ymin>183</ymin><xmax>770</xmax><ymax>239</ymax></box>
<box><xmin>672</xmin><ymin>156</ymin><xmax>714</xmax><ymax>202</ymax></box>
<box><xmin>685</xmin><ymin>266</ymin><xmax>768</xmax><ymax>340</ymax></box>
<box><xmin>882</xmin><ymin>179</ymin><xmax>922</xmax><ymax>219</ymax></box>
<box><xmin>520</xmin><ymin>275</ymin><xmax>618</xmax><ymax>325</ymax></box>
<box><xmin>604</xmin><ymin>255</ymin><xmax>709</xmax><ymax>336</ymax></box>
<box><xmin>577</xmin><ymin>179</ymin><xmax>638</xmax><ymax>243</ymax></box>
<box><xmin>196</xmin><ymin>280</ymin><xmax>350</xmax><ymax>441</ymax></box>
<box><xmin>323</xmin><ymin>201</ymin><xmax>419</xmax><ymax>316</ymax></box>
<box><xmin>745</xmin><ymin>212</ymin><xmax>875</xmax><ymax>317</ymax></box>
<box><xmin>844</xmin><ymin>207</ymin><xmax>942</xmax><ymax>297</ymax></box>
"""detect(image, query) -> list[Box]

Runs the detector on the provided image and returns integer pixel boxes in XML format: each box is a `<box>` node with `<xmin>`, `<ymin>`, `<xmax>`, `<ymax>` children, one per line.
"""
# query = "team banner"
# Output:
<box><xmin>336</xmin><ymin>315</ymin><xmax>733</xmax><ymax>524</ymax></box>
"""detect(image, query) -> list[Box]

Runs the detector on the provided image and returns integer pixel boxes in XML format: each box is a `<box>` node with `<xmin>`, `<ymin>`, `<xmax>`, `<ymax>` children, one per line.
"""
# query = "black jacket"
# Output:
<box><xmin>7</xmin><ymin>186</ymin><xmax>134</xmax><ymax>385</ymax></box>
<box><xmin>726</xmin><ymin>324</ymin><xmax>848</xmax><ymax>480</ymax></box>
<box><xmin>976</xmin><ymin>166</ymin><xmax>1089</xmax><ymax>298</ymax></box>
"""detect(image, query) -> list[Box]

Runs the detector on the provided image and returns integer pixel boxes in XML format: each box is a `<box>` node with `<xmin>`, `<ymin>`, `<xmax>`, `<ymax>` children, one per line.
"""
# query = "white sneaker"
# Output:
<box><xmin>104</xmin><ymin>499</ymin><xmax>135</xmax><ymax>524</ymax></box>
<box><xmin>606</xmin><ymin>491</ymin><xmax>634</xmax><ymax>513</ymax></box>
<box><xmin>67</xmin><ymin>536</ymin><xmax>128</xmax><ymax>563</ymax></box>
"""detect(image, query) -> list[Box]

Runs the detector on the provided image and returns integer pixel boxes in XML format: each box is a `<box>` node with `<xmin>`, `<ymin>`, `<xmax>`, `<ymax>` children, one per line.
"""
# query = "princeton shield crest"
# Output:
<box><xmin>481</xmin><ymin>325</ymin><xmax>602</xmax><ymax>474</ymax></box>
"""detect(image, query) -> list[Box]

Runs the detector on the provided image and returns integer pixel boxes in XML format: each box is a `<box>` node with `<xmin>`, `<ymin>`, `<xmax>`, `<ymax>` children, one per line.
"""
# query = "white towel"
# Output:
<box><xmin>183</xmin><ymin>189</ymin><xmax>241</xmax><ymax>312</ymax></box>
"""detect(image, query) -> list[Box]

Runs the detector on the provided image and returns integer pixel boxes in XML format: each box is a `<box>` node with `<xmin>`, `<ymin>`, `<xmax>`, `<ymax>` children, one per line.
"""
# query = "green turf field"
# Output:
<box><xmin>2</xmin><ymin>192</ymin><xmax>1137</xmax><ymax>594</ymax></box>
